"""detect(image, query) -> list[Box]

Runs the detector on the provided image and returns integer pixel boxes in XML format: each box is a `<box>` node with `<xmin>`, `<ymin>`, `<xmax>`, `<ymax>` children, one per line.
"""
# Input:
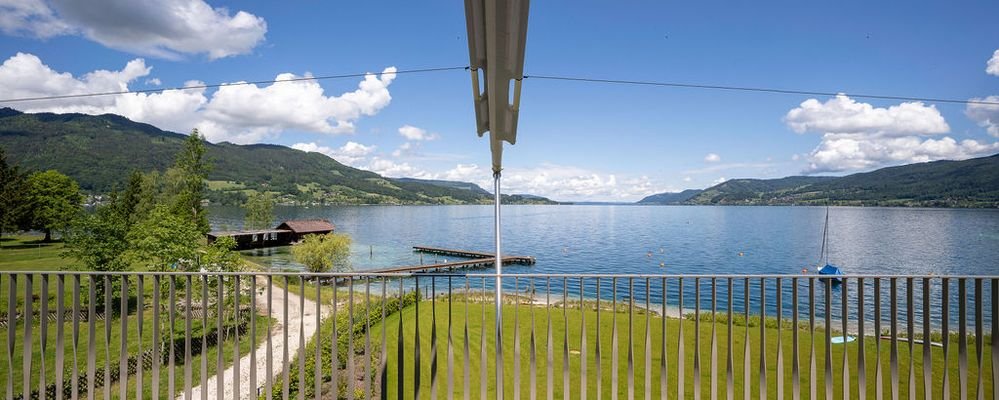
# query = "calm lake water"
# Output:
<box><xmin>209</xmin><ymin>205</ymin><xmax>999</xmax><ymax>327</ymax></box>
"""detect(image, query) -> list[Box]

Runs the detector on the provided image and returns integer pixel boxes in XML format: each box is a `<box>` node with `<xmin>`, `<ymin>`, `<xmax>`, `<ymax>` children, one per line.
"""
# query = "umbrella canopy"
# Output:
<box><xmin>465</xmin><ymin>0</ymin><xmax>530</xmax><ymax>173</ymax></box>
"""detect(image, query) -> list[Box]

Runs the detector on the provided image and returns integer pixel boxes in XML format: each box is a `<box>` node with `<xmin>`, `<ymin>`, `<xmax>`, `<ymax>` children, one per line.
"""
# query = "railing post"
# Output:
<box><xmin>942</xmin><ymin>278</ymin><xmax>950</xmax><ymax>400</ymax></box>
<box><xmin>566</xmin><ymin>278</ymin><xmax>572</xmax><ymax>400</ymax></box>
<box><xmin>40</xmin><ymin>274</ymin><xmax>48</xmax><ymax>400</ymax></box>
<box><xmin>875</xmin><ymin>278</ymin><xmax>883</xmax><ymax>400</ymax></box>
<box><xmin>4</xmin><ymin>271</ymin><xmax>996</xmax><ymax>400</ymax></box>
<box><xmin>857</xmin><ymin>277</ymin><xmax>865</xmax><ymax>400</ymax></box>
<box><xmin>5</xmin><ymin>274</ymin><xmax>14</xmax><ymax>400</ymax></box>
<box><xmin>24</xmin><ymin>274</ymin><xmax>33</xmax><ymax>400</ymax></box>
<box><xmin>923</xmin><ymin>278</ymin><xmax>931</xmax><ymax>400</ymax></box>
<box><xmin>842</xmin><ymin>277</ymin><xmax>850</xmax><ymax>400</ymax></box>
<box><xmin>791</xmin><ymin>277</ymin><xmax>800</xmax><ymax>400</ymax></box>
<box><xmin>759</xmin><ymin>278</ymin><xmax>767</xmax><ymax>400</ymax></box>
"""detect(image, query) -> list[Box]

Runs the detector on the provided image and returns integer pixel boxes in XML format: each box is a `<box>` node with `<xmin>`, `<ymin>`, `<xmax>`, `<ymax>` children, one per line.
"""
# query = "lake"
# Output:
<box><xmin>209</xmin><ymin>205</ymin><xmax>999</xmax><ymax>327</ymax></box>
<box><xmin>209</xmin><ymin>204</ymin><xmax>999</xmax><ymax>276</ymax></box>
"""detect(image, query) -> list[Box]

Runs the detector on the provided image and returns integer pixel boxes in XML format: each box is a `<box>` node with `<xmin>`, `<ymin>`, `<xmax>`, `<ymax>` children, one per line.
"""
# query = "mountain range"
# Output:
<box><xmin>4</xmin><ymin>108</ymin><xmax>997</xmax><ymax>208</ymax></box>
<box><xmin>639</xmin><ymin>154</ymin><xmax>999</xmax><ymax>207</ymax></box>
<box><xmin>0</xmin><ymin>108</ymin><xmax>556</xmax><ymax>205</ymax></box>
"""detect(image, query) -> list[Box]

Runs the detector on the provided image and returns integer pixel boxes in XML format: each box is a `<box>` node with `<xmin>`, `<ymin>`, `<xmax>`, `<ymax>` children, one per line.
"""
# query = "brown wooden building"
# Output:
<box><xmin>207</xmin><ymin>219</ymin><xmax>335</xmax><ymax>250</ymax></box>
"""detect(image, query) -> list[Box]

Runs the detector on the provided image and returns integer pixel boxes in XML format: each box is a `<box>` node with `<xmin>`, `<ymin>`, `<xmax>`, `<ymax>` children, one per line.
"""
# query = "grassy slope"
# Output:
<box><xmin>372</xmin><ymin>299</ymin><xmax>993</xmax><ymax>399</ymax></box>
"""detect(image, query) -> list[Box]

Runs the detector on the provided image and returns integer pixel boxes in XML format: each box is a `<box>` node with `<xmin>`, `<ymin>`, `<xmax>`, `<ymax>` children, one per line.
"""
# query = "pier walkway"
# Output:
<box><xmin>365</xmin><ymin>246</ymin><xmax>535</xmax><ymax>274</ymax></box>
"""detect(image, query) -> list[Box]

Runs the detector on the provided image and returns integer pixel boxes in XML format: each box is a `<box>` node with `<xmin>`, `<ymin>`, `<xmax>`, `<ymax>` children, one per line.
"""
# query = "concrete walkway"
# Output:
<box><xmin>180</xmin><ymin>277</ymin><xmax>330</xmax><ymax>400</ymax></box>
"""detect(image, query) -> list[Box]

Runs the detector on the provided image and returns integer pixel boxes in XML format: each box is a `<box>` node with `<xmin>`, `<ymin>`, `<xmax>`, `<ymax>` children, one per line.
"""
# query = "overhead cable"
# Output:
<box><xmin>523</xmin><ymin>74</ymin><xmax>999</xmax><ymax>106</ymax></box>
<box><xmin>0</xmin><ymin>66</ymin><xmax>470</xmax><ymax>104</ymax></box>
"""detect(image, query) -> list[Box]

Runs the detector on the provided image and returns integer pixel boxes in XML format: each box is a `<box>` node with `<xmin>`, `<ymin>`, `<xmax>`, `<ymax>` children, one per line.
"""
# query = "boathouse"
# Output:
<box><xmin>207</xmin><ymin>219</ymin><xmax>335</xmax><ymax>250</ymax></box>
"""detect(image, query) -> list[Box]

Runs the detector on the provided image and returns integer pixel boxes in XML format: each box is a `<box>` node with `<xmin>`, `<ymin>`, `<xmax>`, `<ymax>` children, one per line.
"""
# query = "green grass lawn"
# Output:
<box><xmin>0</xmin><ymin>235</ymin><xmax>76</xmax><ymax>271</ymax></box>
<box><xmin>0</xmin><ymin>235</ymin><xmax>272</xmax><ymax>399</ymax></box>
<box><xmin>1</xmin><ymin>302</ymin><xmax>273</xmax><ymax>400</ymax></box>
<box><xmin>371</xmin><ymin>298</ymin><xmax>994</xmax><ymax>400</ymax></box>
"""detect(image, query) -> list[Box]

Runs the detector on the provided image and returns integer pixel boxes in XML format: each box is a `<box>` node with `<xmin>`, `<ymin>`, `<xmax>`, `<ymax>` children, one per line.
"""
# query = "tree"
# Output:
<box><xmin>200</xmin><ymin>236</ymin><xmax>244</xmax><ymax>272</ymax></box>
<box><xmin>170</xmin><ymin>130</ymin><xmax>212</xmax><ymax>235</ymax></box>
<box><xmin>23</xmin><ymin>170</ymin><xmax>83</xmax><ymax>242</ymax></box>
<box><xmin>117</xmin><ymin>171</ymin><xmax>146</xmax><ymax>225</ymax></box>
<box><xmin>132</xmin><ymin>170</ymin><xmax>162</xmax><ymax>222</ymax></box>
<box><xmin>0</xmin><ymin>147</ymin><xmax>27</xmax><ymax>245</ymax></box>
<box><xmin>63</xmin><ymin>190</ymin><xmax>135</xmax><ymax>303</ymax></box>
<box><xmin>243</xmin><ymin>192</ymin><xmax>275</xmax><ymax>230</ymax></box>
<box><xmin>291</xmin><ymin>233</ymin><xmax>352</xmax><ymax>273</ymax></box>
<box><xmin>127</xmin><ymin>204</ymin><xmax>201</xmax><ymax>271</ymax></box>
<box><xmin>63</xmin><ymin>193</ymin><xmax>131</xmax><ymax>273</ymax></box>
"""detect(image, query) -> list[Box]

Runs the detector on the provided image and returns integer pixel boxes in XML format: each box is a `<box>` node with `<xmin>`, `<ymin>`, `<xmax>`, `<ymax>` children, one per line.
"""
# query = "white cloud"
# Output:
<box><xmin>452</xmin><ymin>163</ymin><xmax>667</xmax><ymax>201</ymax></box>
<box><xmin>988</xmin><ymin>49</ymin><xmax>999</xmax><ymax>77</ymax></box>
<box><xmin>0</xmin><ymin>53</ymin><xmax>398</xmax><ymax>144</ymax></box>
<box><xmin>683</xmin><ymin>176</ymin><xmax>692</xmax><ymax>182</ymax></box>
<box><xmin>144</xmin><ymin>78</ymin><xmax>161</xmax><ymax>86</ymax></box>
<box><xmin>291</xmin><ymin>142</ymin><xmax>334</xmax><ymax>156</ymax></box>
<box><xmin>438</xmin><ymin>163</ymin><xmax>483</xmax><ymax>182</ymax></box>
<box><xmin>197</xmin><ymin>67</ymin><xmax>397</xmax><ymax>142</ymax></box>
<box><xmin>1</xmin><ymin>0</ymin><xmax>267</xmax><ymax>59</ymax></box>
<box><xmin>358</xmin><ymin>161</ymin><xmax>666</xmax><ymax>202</ymax></box>
<box><xmin>966</xmin><ymin>96</ymin><xmax>999</xmax><ymax>138</ymax></box>
<box><xmin>291</xmin><ymin>141</ymin><xmax>376</xmax><ymax>167</ymax></box>
<box><xmin>704</xmin><ymin>153</ymin><xmax>721</xmax><ymax>162</ymax></box>
<box><xmin>391</xmin><ymin>142</ymin><xmax>414</xmax><ymax>158</ymax></box>
<box><xmin>398</xmin><ymin>125</ymin><xmax>439</xmax><ymax>141</ymax></box>
<box><xmin>791</xmin><ymin>154</ymin><xmax>801</xmax><ymax>161</ymax></box>
<box><xmin>784</xmin><ymin>94</ymin><xmax>948</xmax><ymax>137</ymax></box>
<box><xmin>0</xmin><ymin>0</ymin><xmax>72</xmax><ymax>38</ymax></box>
<box><xmin>713</xmin><ymin>177</ymin><xmax>727</xmax><ymax>185</ymax></box>
<box><xmin>365</xmin><ymin>157</ymin><xmax>434</xmax><ymax>179</ymax></box>
<box><xmin>806</xmin><ymin>136</ymin><xmax>998</xmax><ymax>172</ymax></box>
<box><xmin>785</xmin><ymin>94</ymin><xmax>997</xmax><ymax>173</ymax></box>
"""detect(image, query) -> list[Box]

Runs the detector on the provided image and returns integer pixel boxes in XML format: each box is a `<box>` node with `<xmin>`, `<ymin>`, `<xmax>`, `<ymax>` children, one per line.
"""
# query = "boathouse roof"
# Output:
<box><xmin>275</xmin><ymin>219</ymin><xmax>334</xmax><ymax>234</ymax></box>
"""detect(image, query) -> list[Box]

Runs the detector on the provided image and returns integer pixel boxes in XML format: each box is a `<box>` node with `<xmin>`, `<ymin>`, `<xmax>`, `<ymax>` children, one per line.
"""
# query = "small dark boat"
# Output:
<box><xmin>818</xmin><ymin>263</ymin><xmax>843</xmax><ymax>284</ymax></box>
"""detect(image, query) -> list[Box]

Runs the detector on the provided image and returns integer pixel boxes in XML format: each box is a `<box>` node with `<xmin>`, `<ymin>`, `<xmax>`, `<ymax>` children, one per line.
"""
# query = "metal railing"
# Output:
<box><xmin>0</xmin><ymin>272</ymin><xmax>995</xmax><ymax>399</ymax></box>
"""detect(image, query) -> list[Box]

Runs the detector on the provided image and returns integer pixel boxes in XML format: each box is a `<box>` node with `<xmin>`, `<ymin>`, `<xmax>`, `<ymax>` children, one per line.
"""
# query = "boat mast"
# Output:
<box><xmin>818</xmin><ymin>205</ymin><xmax>830</xmax><ymax>266</ymax></box>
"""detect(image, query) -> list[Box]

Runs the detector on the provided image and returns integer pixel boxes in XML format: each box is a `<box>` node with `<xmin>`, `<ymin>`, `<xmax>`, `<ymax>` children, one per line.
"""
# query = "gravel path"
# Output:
<box><xmin>180</xmin><ymin>277</ymin><xmax>331</xmax><ymax>400</ymax></box>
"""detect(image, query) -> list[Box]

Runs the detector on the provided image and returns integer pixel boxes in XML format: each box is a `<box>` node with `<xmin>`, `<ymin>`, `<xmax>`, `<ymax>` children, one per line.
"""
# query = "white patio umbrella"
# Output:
<box><xmin>464</xmin><ymin>0</ymin><xmax>530</xmax><ymax>397</ymax></box>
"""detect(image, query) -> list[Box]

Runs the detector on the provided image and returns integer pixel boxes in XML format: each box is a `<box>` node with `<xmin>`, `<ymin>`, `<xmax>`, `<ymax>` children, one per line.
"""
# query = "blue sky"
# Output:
<box><xmin>1</xmin><ymin>0</ymin><xmax>998</xmax><ymax>201</ymax></box>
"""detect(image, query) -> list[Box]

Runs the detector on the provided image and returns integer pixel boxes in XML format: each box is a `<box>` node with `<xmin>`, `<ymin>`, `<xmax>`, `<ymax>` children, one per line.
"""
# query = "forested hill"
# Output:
<box><xmin>636</xmin><ymin>189</ymin><xmax>704</xmax><ymax>205</ymax></box>
<box><xmin>639</xmin><ymin>154</ymin><xmax>999</xmax><ymax>207</ymax></box>
<box><xmin>0</xmin><ymin>108</ymin><xmax>556</xmax><ymax>205</ymax></box>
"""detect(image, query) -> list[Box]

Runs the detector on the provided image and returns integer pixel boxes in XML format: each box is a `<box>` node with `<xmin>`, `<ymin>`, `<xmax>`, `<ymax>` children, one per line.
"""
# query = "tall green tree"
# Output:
<box><xmin>0</xmin><ymin>147</ymin><xmax>27</xmax><ymax>245</ymax></box>
<box><xmin>117</xmin><ymin>171</ymin><xmax>146</xmax><ymax>225</ymax></box>
<box><xmin>243</xmin><ymin>192</ymin><xmax>275</xmax><ymax>230</ymax></box>
<box><xmin>133</xmin><ymin>170</ymin><xmax>162</xmax><ymax>221</ymax></box>
<box><xmin>170</xmin><ymin>130</ymin><xmax>212</xmax><ymax>235</ymax></box>
<box><xmin>63</xmin><ymin>189</ymin><xmax>137</xmax><ymax>302</ymax></box>
<box><xmin>63</xmin><ymin>192</ymin><xmax>131</xmax><ymax>273</ymax></box>
<box><xmin>291</xmin><ymin>233</ymin><xmax>352</xmax><ymax>273</ymax></box>
<box><xmin>127</xmin><ymin>204</ymin><xmax>201</xmax><ymax>271</ymax></box>
<box><xmin>23</xmin><ymin>170</ymin><xmax>83</xmax><ymax>242</ymax></box>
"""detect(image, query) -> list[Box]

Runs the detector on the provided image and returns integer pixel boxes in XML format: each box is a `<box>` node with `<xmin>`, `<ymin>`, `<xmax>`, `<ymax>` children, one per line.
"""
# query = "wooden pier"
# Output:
<box><xmin>412</xmin><ymin>246</ymin><xmax>535</xmax><ymax>264</ymax></box>
<box><xmin>365</xmin><ymin>246</ymin><xmax>535</xmax><ymax>274</ymax></box>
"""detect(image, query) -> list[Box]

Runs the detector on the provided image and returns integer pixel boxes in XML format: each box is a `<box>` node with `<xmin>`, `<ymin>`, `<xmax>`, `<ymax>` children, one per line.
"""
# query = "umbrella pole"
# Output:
<box><xmin>493</xmin><ymin>170</ymin><xmax>504</xmax><ymax>398</ymax></box>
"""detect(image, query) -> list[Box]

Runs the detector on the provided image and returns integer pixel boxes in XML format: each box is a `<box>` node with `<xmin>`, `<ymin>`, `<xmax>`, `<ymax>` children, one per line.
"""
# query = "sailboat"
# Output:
<box><xmin>816</xmin><ymin>205</ymin><xmax>844</xmax><ymax>284</ymax></box>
